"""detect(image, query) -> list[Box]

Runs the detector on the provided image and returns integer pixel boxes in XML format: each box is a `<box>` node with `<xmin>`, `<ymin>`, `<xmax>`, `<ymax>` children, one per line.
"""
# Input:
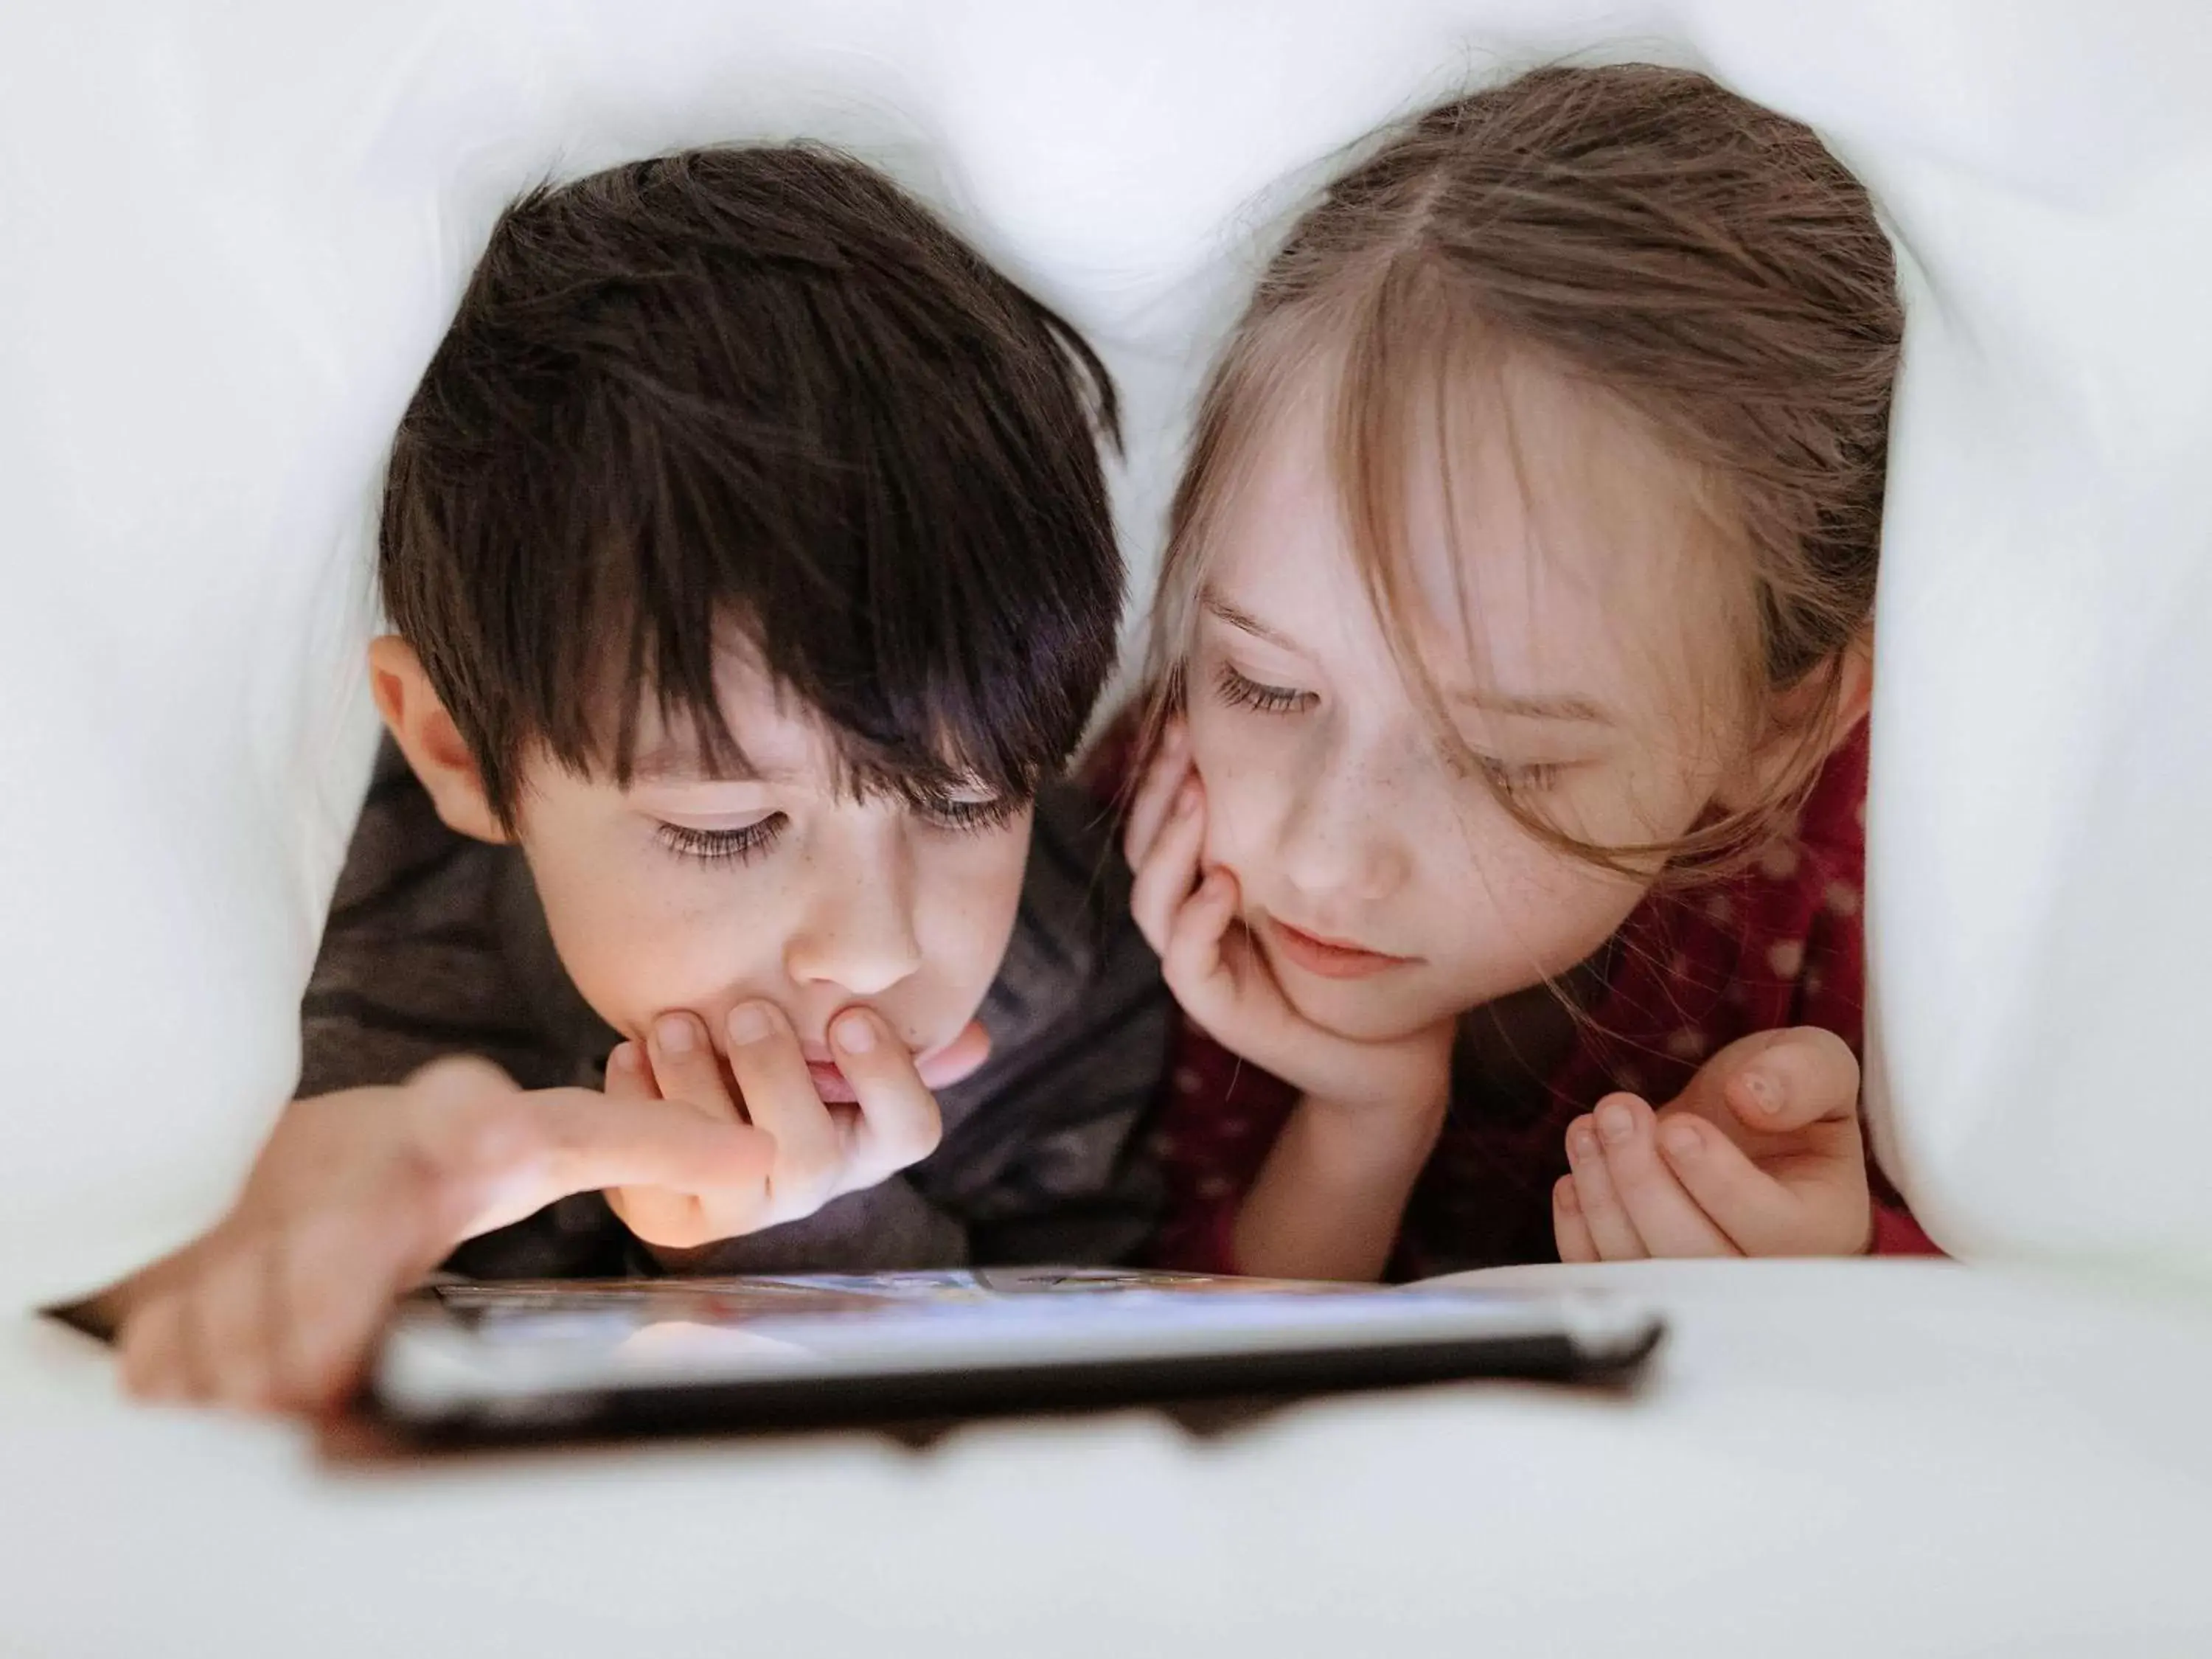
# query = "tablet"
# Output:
<box><xmin>366</xmin><ymin>1267</ymin><xmax>1663</xmax><ymax>1441</ymax></box>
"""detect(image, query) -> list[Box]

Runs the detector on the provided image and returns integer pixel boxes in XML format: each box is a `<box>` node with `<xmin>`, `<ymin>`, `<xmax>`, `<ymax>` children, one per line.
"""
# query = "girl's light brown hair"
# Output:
<box><xmin>1146</xmin><ymin>62</ymin><xmax>1903</xmax><ymax>877</ymax></box>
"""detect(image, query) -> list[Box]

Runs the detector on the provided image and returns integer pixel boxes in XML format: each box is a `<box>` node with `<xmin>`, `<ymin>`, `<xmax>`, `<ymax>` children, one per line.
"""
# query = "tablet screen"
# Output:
<box><xmin>370</xmin><ymin>1267</ymin><xmax>1660</xmax><ymax>1436</ymax></box>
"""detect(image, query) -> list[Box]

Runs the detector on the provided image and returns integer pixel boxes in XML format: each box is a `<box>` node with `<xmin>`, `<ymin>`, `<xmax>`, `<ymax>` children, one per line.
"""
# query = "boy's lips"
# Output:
<box><xmin>1259</xmin><ymin>914</ymin><xmax>1417</xmax><ymax>981</ymax></box>
<box><xmin>803</xmin><ymin>1019</ymin><xmax>992</xmax><ymax>1103</ymax></box>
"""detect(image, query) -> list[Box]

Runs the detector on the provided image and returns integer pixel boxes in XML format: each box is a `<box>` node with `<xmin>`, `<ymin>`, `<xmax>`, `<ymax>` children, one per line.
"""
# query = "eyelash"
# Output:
<box><xmin>653</xmin><ymin>816</ymin><xmax>788</xmax><ymax>866</ymax></box>
<box><xmin>653</xmin><ymin>796</ymin><xmax>1023</xmax><ymax>866</ymax></box>
<box><xmin>1475</xmin><ymin>757</ymin><xmax>1566</xmax><ymax>793</ymax></box>
<box><xmin>1214</xmin><ymin>662</ymin><xmax>1315</xmax><ymax>715</ymax></box>
<box><xmin>1215</xmin><ymin>662</ymin><xmax>1567</xmax><ymax>793</ymax></box>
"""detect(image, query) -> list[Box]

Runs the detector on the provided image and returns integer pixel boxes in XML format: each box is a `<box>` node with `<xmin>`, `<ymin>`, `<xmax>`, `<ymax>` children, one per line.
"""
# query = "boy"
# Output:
<box><xmin>106</xmin><ymin>145</ymin><xmax>1168</xmax><ymax>1410</ymax></box>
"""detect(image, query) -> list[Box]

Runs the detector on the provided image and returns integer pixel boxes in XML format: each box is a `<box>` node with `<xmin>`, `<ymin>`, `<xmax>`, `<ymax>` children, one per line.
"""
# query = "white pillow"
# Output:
<box><xmin>4</xmin><ymin>0</ymin><xmax>2208</xmax><ymax>1304</ymax></box>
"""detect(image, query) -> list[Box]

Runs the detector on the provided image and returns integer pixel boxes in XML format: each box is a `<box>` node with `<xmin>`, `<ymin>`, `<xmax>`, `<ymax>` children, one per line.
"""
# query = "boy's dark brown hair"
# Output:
<box><xmin>1147</xmin><ymin>63</ymin><xmax>1903</xmax><ymax>874</ymax></box>
<box><xmin>383</xmin><ymin>145</ymin><xmax>1121</xmax><ymax>827</ymax></box>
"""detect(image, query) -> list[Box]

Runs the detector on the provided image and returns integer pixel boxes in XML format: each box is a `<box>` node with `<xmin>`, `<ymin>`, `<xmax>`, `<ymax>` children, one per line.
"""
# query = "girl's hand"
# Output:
<box><xmin>1125</xmin><ymin>719</ymin><xmax>1455</xmax><ymax>1120</ymax></box>
<box><xmin>1551</xmin><ymin>1026</ymin><xmax>1872</xmax><ymax>1260</ymax></box>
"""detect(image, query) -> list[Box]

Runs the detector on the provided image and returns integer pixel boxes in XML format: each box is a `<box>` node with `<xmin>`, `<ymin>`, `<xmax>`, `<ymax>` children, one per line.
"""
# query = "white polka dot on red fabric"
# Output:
<box><xmin>1823</xmin><ymin>880</ymin><xmax>1862</xmax><ymax>917</ymax></box>
<box><xmin>1612</xmin><ymin>1068</ymin><xmax>1646</xmax><ymax>1097</ymax></box>
<box><xmin>1173</xmin><ymin>1067</ymin><xmax>1203</xmax><ymax>1094</ymax></box>
<box><xmin>1768</xmin><ymin>939</ymin><xmax>1806</xmax><ymax>979</ymax></box>
<box><xmin>1148</xmin><ymin>1131</ymin><xmax>1177</xmax><ymax>1157</ymax></box>
<box><xmin>1197</xmin><ymin>1175</ymin><xmax>1233</xmax><ymax>1200</ymax></box>
<box><xmin>1218</xmin><ymin>1116</ymin><xmax>1251</xmax><ymax>1137</ymax></box>
<box><xmin>1856</xmin><ymin>800</ymin><xmax>1868</xmax><ymax>830</ymax></box>
<box><xmin>1723</xmin><ymin>980</ymin><xmax>1749</xmax><ymax>1005</ymax></box>
<box><xmin>1704</xmin><ymin>894</ymin><xmax>1736</xmax><ymax>926</ymax></box>
<box><xmin>1757</xmin><ymin>841</ymin><xmax>1801</xmax><ymax>880</ymax></box>
<box><xmin>1804</xmin><ymin>967</ymin><xmax>1826</xmax><ymax>998</ymax></box>
<box><xmin>1665</xmin><ymin>1028</ymin><xmax>1708</xmax><ymax>1061</ymax></box>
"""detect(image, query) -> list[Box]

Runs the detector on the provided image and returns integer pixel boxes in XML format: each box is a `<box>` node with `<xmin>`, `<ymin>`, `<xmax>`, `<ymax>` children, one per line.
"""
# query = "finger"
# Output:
<box><xmin>1128</xmin><ymin>778</ymin><xmax>1206</xmax><ymax>955</ymax></box>
<box><xmin>830</xmin><ymin>1006</ymin><xmax>943</xmax><ymax>1180</ymax></box>
<box><xmin>274</xmin><ymin>1208</ymin><xmax>420</xmax><ymax>1413</ymax></box>
<box><xmin>602</xmin><ymin>1043</ymin><xmax>740</xmax><ymax>1246</ymax></box>
<box><xmin>1565</xmin><ymin>1113</ymin><xmax>1646</xmax><ymax>1260</ymax></box>
<box><xmin>1655</xmin><ymin>1113</ymin><xmax>1862</xmax><ymax>1256</ymax></box>
<box><xmin>1554</xmin><ymin>1176</ymin><xmax>1599</xmax><ymax>1264</ymax></box>
<box><xmin>487</xmin><ymin>1088</ymin><xmax>776</xmax><ymax>1234</ymax></box>
<box><xmin>195</xmin><ymin>1246</ymin><xmax>286</xmax><ymax>1411</ymax></box>
<box><xmin>602</xmin><ymin>1040</ymin><xmax>661</xmax><ymax>1101</ymax></box>
<box><xmin>1722</xmin><ymin>1027</ymin><xmax>1861</xmax><ymax>1137</ymax></box>
<box><xmin>1158</xmin><ymin>866</ymin><xmax>1242</xmax><ymax>1016</ymax></box>
<box><xmin>915</xmin><ymin>1019</ymin><xmax>991</xmax><ymax>1093</ymax></box>
<box><xmin>724</xmin><ymin>1000</ymin><xmax>841</xmax><ymax>1220</ymax></box>
<box><xmin>1121</xmin><ymin>720</ymin><xmax>1192</xmax><ymax>871</ymax></box>
<box><xmin>647</xmin><ymin>1012</ymin><xmax>740</xmax><ymax>1121</ymax></box>
<box><xmin>1670</xmin><ymin>1027</ymin><xmax>1857</xmax><ymax>1139</ymax></box>
<box><xmin>1590</xmin><ymin>1095</ymin><xmax>1738</xmax><ymax>1259</ymax></box>
<box><xmin>118</xmin><ymin>1291</ymin><xmax>190</xmax><ymax>1402</ymax></box>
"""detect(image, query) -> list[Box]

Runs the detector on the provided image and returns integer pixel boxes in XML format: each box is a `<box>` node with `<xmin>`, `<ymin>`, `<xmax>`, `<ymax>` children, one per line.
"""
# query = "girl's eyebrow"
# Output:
<box><xmin>1200</xmin><ymin>587</ymin><xmax>1298</xmax><ymax>650</ymax></box>
<box><xmin>1453</xmin><ymin>688</ymin><xmax>1612</xmax><ymax>725</ymax></box>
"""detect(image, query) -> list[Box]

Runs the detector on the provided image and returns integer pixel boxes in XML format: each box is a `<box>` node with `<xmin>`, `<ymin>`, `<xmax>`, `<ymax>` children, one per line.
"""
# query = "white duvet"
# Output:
<box><xmin>3</xmin><ymin>0</ymin><xmax>2208</xmax><ymax>1305</ymax></box>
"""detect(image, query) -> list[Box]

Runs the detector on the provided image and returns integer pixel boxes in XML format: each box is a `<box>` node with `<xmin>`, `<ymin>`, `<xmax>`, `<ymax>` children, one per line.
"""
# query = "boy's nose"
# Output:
<box><xmin>785</xmin><ymin>851</ymin><xmax>925</xmax><ymax>998</ymax></box>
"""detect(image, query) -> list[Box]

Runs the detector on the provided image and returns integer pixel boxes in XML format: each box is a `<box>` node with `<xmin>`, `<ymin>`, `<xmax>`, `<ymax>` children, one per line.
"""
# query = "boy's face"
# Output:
<box><xmin>375</xmin><ymin>640</ymin><xmax>1029</xmax><ymax>1099</ymax></box>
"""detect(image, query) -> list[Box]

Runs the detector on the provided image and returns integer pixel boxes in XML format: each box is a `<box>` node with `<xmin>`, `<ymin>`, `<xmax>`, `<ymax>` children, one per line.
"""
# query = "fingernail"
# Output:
<box><xmin>1598</xmin><ymin>1099</ymin><xmax>1636</xmax><ymax>1144</ymax></box>
<box><xmin>832</xmin><ymin>1008</ymin><xmax>879</xmax><ymax>1054</ymax></box>
<box><xmin>608</xmin><ymin>1042</ymin><xmax>639</xmax><ymax>1074</ymax></box>
<box><xmin>726</xmin><ymin>1002</ymin><xmax>773</xmax><ymax>1046</ymax></box>
<box><xmin>655</xmin><ymin>1014</ymin><xmax>696</xmax><ymax>1054</ymax></box>
<box><xmin>1742</xmin><ymin>1071</ymin><xmax>1781</xmax><ymax>1114</ymax></box>
<box><xmin>1175</xmin><ymin>780</ymin><xmax>1200</xmax><ymax>817</ymax></box>
<box><xmin>1660</xmin><ymin>1119</ymin><xmax>1703</xmax><ymax>1158</ymax></box>
<box><xmin>1568</xmin><ymin>1120</ymin><xmax>1597</xmax><ymax>1160</ymax></box>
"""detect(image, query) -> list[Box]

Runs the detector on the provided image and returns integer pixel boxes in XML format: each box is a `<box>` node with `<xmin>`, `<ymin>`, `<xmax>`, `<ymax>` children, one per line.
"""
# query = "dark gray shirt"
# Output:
<box><xmin>300</xmin><ymin>741</ymin><xmax>1169</xmax><ymax>1277</ymax></box>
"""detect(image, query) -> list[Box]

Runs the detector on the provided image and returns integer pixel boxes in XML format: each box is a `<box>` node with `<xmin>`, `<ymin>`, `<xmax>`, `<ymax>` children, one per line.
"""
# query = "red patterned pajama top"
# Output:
<box><xmin>1141</xmin><ymin>723</ymin><xmax>1938</xmax><ymax>1278</ymax></box>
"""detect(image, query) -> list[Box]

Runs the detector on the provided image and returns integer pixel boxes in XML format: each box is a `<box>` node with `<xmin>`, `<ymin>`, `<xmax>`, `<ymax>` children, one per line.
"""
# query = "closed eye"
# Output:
<box><xmin>915</xmin><ymin>793</ymin><xmax>1025</xmax><ymax>835</ymax></box>
<box><xmin>1214</xmin><ymin>661</ymin><xmax>1315</xmax><ymax>716</ymax></box>
<box><xmin>1472</xmin><ymin>757</ymin><xmax>1567</xmax><ymax>793</ymax></box>
<box><xmin>655</xmin><ymin>815</ymin><xmax>787</xmax><ymax>866</ymax></box>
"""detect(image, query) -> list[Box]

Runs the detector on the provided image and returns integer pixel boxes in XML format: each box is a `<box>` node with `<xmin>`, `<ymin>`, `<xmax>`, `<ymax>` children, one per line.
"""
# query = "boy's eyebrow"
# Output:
<box><xmin>629</xmin><ymin>742</ymin><xmax>779</xmax><ymax>785</ymax></box>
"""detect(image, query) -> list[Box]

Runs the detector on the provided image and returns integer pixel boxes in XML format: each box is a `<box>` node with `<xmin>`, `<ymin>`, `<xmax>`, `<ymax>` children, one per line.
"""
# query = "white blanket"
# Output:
<box><xmin>4</xmin><ymin>0</ymin><xmax>2210</xmax><ymax>1303</ymax></box>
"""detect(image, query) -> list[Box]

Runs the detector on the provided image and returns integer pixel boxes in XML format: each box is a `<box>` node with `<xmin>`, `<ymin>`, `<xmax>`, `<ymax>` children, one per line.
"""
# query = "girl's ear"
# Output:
<box><xmin>1714</xmin><ymin>633</ymin><xmax>1874</xmax><ymax>814</ymax></box>
<box><xmin>366</xmin><ymin>636</ymin><xmax>511</xmax><ymax>845</ymax></box>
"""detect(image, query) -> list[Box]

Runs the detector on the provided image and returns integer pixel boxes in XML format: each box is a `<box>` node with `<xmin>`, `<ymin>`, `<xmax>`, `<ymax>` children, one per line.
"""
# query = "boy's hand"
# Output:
<box><xmin>1125</xmin><ymin>720</ymin><xmax>1455</xmax><ymax>1121</ymax></box>
<box><xmin>603</xmin><ymin>999</ymin><xmax>947</xmax><ymax>1250</ymax></box>
<box><xmin>114</xmin><ymin>1056</ymin><xmax>773</xmax><ymax>1412</ymax></box>
<box><xmin>1552</xmin><ymin>1026</ymin><xmax>1872</xmax><ymax>1260</ymax></box>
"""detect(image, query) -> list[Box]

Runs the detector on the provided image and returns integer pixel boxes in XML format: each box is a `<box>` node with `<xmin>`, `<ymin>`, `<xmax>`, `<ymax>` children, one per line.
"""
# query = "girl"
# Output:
<box><xmin>1123</xmin><ymin>63</ymin><xmax>1935</xmax><ymax>1281</ymax></box>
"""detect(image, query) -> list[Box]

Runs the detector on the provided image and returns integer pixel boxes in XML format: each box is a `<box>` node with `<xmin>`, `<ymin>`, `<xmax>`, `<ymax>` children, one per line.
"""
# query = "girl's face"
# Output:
<box><xmin>1183</xmin><ymin>364</ymin><xmax>1748</xmax><ymax>1043</ymax></box>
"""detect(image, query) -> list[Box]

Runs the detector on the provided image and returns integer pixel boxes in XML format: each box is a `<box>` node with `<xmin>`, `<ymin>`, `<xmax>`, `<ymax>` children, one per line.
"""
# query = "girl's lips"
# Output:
<box><xmin>1261</xmin><ymin>914</ymin><xmax>1417</xmax><ymax>981</ymax></box>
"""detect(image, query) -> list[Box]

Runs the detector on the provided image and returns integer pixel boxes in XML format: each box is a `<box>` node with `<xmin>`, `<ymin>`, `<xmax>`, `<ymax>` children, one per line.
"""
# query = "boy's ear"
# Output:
<box><xmin>1717</xmin><ymin>634</ymin><xmax>1874</xmax><ymax>814</ymax></box>
<box><xmin>366</xmin><ymin>636</ymin><xmax>510</xmax><ymax>845</ymax></box>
